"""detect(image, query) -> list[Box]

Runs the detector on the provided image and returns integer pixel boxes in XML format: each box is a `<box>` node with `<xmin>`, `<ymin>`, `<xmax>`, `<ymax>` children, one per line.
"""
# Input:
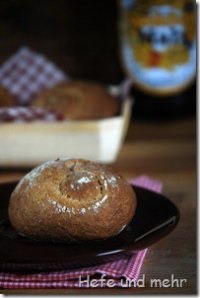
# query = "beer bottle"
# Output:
<box><xmin>119</xmin><ymin>0</ymin><xmax>196</xmax><ymax>120</ymax></box>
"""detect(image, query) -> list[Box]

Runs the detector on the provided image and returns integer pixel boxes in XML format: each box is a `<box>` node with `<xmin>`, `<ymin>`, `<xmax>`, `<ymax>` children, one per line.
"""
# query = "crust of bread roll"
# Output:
<box><xmin>0</xmin><ymin>86</ymin><xmax>15</xmax><ymax>107</ymax></box>
<box><xmin>8</xmin><ymin>158</ymin><xmax>137</xmax><ymax>242</ymax></box>
<box><xmin>31</xmin><ymin>81</ymin><xmax>119</xmax><ymax>120</ymax></box>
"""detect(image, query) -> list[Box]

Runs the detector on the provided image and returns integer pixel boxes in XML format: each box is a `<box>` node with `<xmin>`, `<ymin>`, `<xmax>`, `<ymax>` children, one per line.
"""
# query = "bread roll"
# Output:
<box><xmin>31</xmin><ymin>81</ymin><xmax>119</xmax><ymax>120</ymax></box>
<box><xmin>0</xmin><ymin>86</ymin><xmax>15</xmax><ymax>107</ymax></box>
<box><xmin>8</xmin><ymin>158</ymin><xmax>137</xmax><ymax>242</ymax></box>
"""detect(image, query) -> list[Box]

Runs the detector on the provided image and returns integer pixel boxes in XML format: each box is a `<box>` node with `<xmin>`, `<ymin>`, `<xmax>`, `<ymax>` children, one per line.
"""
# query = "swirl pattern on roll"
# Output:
<box><xmin>8</xmin><ymin>158</ymin><xmax>137</xmax><ymax>242</ymax></box>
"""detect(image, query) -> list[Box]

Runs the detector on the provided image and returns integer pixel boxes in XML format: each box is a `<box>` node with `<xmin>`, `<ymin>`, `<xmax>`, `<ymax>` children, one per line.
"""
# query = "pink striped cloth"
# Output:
<box><xmin>0</xmin><ymin>176</ymin><xmax>162</xmax><ymax>289</ymax></box>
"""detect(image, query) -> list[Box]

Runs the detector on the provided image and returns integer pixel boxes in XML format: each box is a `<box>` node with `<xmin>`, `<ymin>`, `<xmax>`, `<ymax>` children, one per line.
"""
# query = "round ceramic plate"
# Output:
<box><xmin>0</xmin><ymin>182</ymin><xmax>179</xmax><ymax>271</ymax></box>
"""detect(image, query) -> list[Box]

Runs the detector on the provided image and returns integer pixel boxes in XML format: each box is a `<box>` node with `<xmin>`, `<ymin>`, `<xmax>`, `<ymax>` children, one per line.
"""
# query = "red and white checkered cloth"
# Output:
<box><xmin>0</xmin><ymin>176</ymin><xmax>162</xmax><ymax>289</ymax></box>
<box><xmin>0</xmin><ymin>47</ymin><xmax>68</xmax><ymax>105</ymax></box>
<box><xmin>0</xmin><ymin>107</ymin><xmax>65</xmax><ymax>122</ymax></box>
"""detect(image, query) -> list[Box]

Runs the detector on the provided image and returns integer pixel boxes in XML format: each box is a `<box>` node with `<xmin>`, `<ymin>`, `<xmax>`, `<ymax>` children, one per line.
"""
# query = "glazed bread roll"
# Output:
<box><xmin>31</xmin><ymin>81</ymin><xmax>119</xmax><ymax>120</ymax></box>
<box><xmin>8</xmin><ymin>158</ymin><xmax>137</xmax><ymax>242</ymax></box>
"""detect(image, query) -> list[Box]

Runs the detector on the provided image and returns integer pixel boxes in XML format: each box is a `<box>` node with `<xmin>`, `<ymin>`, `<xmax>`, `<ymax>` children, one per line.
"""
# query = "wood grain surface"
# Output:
<box><xmin>0</xmin><ymin>116</ymin><xmax>197</xmax><ymax>295</ymax></box>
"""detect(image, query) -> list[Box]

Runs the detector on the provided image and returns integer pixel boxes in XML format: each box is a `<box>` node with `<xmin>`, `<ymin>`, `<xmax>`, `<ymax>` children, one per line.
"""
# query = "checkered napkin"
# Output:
<box><xmin>0</xmin><ymin>47</ymin><xmax>68</xmax><ymax>105</ymax></box>
<box><xmin>0</xmin><ymin>176</ymin><xmax>162</xmax><ymax>289</ymax></box>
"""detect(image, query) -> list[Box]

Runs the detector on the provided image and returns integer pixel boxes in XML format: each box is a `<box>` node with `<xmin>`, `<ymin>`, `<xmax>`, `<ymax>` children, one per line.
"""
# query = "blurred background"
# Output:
<box><xmin>0</xmin><ymin>0</ymin><xmax>123</xmax><ymax>84</ymax></box>
<box><xmin>0</xmin><ymin>0</ymin><xmax>196</xmax><ymax>120</ymax></box>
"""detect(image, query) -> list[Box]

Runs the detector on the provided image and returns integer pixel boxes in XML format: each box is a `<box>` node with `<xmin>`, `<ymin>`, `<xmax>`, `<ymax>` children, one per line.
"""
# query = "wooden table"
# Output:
<box><xmin>0</xmin><ymin>116</ymin><xmax>196</xmax><ymax>295</ymax></box>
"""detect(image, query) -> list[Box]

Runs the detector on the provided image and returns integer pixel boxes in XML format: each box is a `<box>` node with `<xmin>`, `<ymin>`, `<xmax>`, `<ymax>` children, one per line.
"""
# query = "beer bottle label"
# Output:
<box><xmin>120</xmin><ymin>0</ymin><xmax>196</xmax><ymax>95</ymax></box>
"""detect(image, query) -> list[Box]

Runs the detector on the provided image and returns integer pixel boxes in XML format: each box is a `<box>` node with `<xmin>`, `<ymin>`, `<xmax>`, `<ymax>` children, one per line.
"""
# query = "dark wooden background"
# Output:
<box><xmin>0</xmin><ymin>0</ymin><xmax>124</xmax><ymax>84</ymax></box>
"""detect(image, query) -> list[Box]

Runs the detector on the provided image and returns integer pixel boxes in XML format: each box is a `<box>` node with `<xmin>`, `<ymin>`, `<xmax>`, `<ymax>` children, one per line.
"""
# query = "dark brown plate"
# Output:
<box><xmin>0</xmin><ymin>182</ymin><xmax>179</xmax><ymax>271</ymax></box>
